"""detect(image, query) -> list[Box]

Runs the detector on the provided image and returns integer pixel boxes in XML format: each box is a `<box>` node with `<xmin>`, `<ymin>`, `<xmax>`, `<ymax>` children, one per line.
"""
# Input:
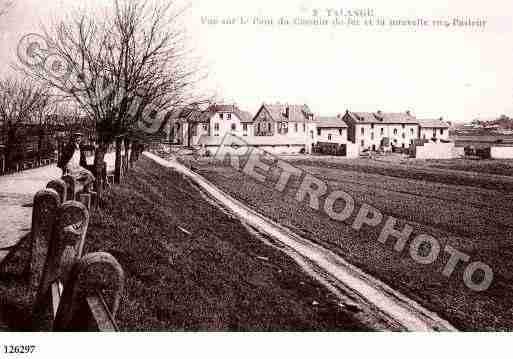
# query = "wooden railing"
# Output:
<box><xmin>0</xmin><ymin>152</ymin><xmax>57</xmax><ymax>176</ymax></box>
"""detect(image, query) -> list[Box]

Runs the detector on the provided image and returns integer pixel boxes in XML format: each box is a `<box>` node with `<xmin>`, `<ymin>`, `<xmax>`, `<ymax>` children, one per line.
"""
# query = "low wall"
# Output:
<box><xmin>203</xmin><ymin>144</ymin><xmax>306</xmax><ymax>156</ymax></box>
<box><xmin>452</xmin><ymin>147</ymin><xmax>465</xmax><ymax>158</ymax></box>
<box><xmin>412</xmin><ymin>142</ymin><xmax>456</xmax><ymax>159</ymax></box>
<box><xmin>346</xmin><ymin>143</ymin><xmax>359</xmax><ymax>158</ymax></box>
<box><xmin>491</xmin><ymin>146</ymin><xmax>513</xmax><ymax>159</ymax></box>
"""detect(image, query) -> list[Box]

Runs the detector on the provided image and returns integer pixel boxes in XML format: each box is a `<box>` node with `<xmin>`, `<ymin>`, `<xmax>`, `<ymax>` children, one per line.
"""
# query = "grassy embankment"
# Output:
<box><xmin>83</xmin><ymin>156</ymin><xmax>368</xmax><ymax>331</ymax></box>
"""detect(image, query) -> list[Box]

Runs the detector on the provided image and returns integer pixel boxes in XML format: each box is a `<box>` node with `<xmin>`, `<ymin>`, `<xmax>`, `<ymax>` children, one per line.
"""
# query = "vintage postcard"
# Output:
<box><xmin>0</xmin><ymin>0</ymin><xmax>511</xmax><ymax>356</ymax></box>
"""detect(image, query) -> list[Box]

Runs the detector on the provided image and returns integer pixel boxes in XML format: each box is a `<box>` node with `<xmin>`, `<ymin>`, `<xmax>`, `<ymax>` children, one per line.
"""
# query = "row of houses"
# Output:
<box><xmin>163</xmin><ymin>103</ymin><xmax>451</xmax><ymax>157</ymax></box>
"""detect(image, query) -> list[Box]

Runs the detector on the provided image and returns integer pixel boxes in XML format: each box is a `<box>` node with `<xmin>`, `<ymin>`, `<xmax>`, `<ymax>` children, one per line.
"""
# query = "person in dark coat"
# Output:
<box><xmin>57</xmin><ymin>133</ymin><xmax>95</xmax><ymax>184</ymax></box>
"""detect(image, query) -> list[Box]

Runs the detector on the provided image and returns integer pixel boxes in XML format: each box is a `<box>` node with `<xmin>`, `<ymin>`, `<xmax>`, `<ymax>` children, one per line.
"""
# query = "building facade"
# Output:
<box><xmin>418</xmin><ymin>118</ymin><xmax>450</xmax><ymax>141</ymax></box>
<box><xmin>164</xmin><ymin>105</ymin><xmax>253</xmax><ymax>147</ymax></box>
<box><xmin>250</xmin><ymin>103</ymin><xmax>317</xmax><ymax>153</ymax></box>
<box><xmin>343</xmin><ymin>110</ymin><xmax>422</xmax><ymax>151</ymax></box>
<box><xmin>314</xmin><ymin>116</ymin><xmax>348</xmax><ymax>143</ymax></box>
<box><xmin>207</xmin><ymin>104</ymin><xmax>253</xmax><ymax>138</ymax></box>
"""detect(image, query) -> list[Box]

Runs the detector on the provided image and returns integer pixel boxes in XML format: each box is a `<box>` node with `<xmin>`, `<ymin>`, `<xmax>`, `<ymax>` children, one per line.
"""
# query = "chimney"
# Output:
<box><xmin>406</xmin><ymin>110</ymin><xmax>411</xmax><ymax>116</ymax></box>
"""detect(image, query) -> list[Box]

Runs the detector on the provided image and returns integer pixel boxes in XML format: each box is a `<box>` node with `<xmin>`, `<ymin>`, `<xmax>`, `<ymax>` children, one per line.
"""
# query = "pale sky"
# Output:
<box><xmin>1</xmin><ymin>0</ymin><xmax>513</xmax><ymax>122</ymax></box>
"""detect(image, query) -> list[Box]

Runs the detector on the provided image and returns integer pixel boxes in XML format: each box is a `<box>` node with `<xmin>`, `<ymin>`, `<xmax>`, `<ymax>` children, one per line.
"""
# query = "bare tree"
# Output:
<box><xmin>0</xmin><ymin>77</ymin><xmax>51</xmax><ymax>170</ymax></box>
<box><xmin>18</xmin><ymin>0</ymin><xmax>207</xmax><ymax>185</ymax></box>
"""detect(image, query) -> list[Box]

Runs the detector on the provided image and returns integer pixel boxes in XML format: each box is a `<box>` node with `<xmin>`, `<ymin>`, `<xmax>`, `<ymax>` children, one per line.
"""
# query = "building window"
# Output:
<box><xmin>303</xmin><ymin>123</ymin><xmax>306</xmax><ymax>132</ymax></box>
<box><xmin>231</xmin><ymin>123</ymin><xmax>236</xmax><ymax>131</ymax></box>
<box><xmin>243</xmin><ymin>123</ymin><xmax>248</xmax><ymax>132</ymax></box>
<box><xmin>361</xmin><ymin>140</ymin><xmax>365</xmax><ymax>147</ymax></box>
<box><xmin>227</xmin><ymin>113</ymin><xmax>231</xmax><ymax>120</ymax></box>
<box><xmin>440</xmin><ymin>128</ymin><xmax>444</xmax><ymax>135</ymax></box>
<box><xmin>393</xmin><ymin>129</ymin><xmax>398</xmax><ymax>135</ymax></box>
<box><xmin>433</xmin><ymin>130</ymin><xmax>437</xmax><ymax>138</ymax></box>
<box><xmin>402</xmin><ymin>124</ymin><xmax>405</xmax><ymax>129</ymax></box>
<box><xmin>410</xmin><ymin>128</ymin><xmax>414</xmax><ymax>136</ymax></box>
<box><xmin>268</xmin><ymin>123</ymin><xmax>271</xmax><ymax>132</ymax></box>
<box><xmin>371</xmin><ymin>133</ymin><xmax>374</xmax><ymax>140</ymax></box>
<box><xmin>214</xmin><ymin>123</ymin><xmax>219</xmax><ymax>131</ymax></box>
<box><xmin>402</xmin><ymin>133</ymin><xmax>405</xmax><ymax>139</ymax></box>
<box><xmin>294</xmin><ymin>123</ymin><xmax>298</xmax><ymax>132</ymax></box>
<box><xmin>361</xmin><ymin>127</ymin><xmax>365</xmax><ymax>135</ymax></box>
<box><xmin>371</xmin><ymin>124</ymin><xmax>375</xmax><ymax>129</ymax></box>
<box><xmin>202</xmin><ymin>124</ymin><xmax>208</xmax><ymax>131</ymax></box>
<box><xmin>328</xmin><ymin>134</ymin><xmax>332</xmax><ymax>141</ymax></box>
<box><xmin>219</xmin><ymin>113</ymin><xmax>224</xmax><ymax>119</ymax></box>
<box><xmin>380</xmin><ymin>128</ymin><xmax>384</xmax><ymax>136</ymax></box>
<box><xmin>339</xmin><ymin>129</ymin><xmax>343</xmax><ymax>135</ymax></box>
<box><xmin>317</xmin><ymin>128</ymin><xmax>321</xmax><ymax>136</ymax></box>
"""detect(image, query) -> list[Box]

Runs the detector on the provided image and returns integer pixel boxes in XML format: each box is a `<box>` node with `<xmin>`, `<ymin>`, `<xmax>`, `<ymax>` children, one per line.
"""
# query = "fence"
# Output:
<box><xmin>0</xmin><ymin>173</ymin><xmax>125</xmax><ymax>331</ymax></box>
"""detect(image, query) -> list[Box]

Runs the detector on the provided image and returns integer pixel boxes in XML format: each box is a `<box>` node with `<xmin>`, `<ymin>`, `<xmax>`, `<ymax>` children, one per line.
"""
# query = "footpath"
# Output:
<box><xmin>0</xmin><ymin>153</ymin><xmax>117</xmax><ymax>262</ymax></box>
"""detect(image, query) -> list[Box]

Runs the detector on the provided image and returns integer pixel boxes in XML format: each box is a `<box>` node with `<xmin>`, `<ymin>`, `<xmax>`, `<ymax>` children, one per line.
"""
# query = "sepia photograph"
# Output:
<box><xmin>0</xmin><ymin>0</ymin><xmax>511</xmax><ymax>356</ymax></box>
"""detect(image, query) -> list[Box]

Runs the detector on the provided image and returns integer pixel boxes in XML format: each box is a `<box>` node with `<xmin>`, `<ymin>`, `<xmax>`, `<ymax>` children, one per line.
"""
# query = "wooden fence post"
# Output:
<box><xmin>29</xmin><ymin>189</ymin><xmax>61</xmax><ymax>294</ymax></box>
<box><xmin>32</xmin><ymin>201</ymin><xmax>89</xmax><ymax>328</ymax></box>
<box><xmin>61</xmin><ymin>175</ymin><xmax>76</xmax><ymax>201</ymax></box>
<box><xmin>53</xmin><ymin>252</ymin><xmax>124</xmax><ymax>331</ymax></box>
<box><xmin>46</xmin><ymin>179</ymin><xmax>67</xmax><ymax>203</ymax></box>
<box><xmin>57</xmin><ymin>201</ymin><xmax>90</xmax><ymax>282</ymax></box>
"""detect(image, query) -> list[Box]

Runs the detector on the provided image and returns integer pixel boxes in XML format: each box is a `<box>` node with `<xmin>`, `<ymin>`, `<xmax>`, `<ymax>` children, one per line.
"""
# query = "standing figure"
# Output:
<box><xmin>57</xmin><ymin>133</ymin><xmax>95</xmax><ymax>184</ymax></box>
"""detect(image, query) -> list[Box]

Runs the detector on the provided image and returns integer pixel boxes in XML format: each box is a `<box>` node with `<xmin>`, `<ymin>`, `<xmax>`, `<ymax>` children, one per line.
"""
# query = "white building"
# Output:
<box><xmin>250</xmin><ymin>103</ymin><xmax>317</xmax><ymax>154</ymax></box>
<box><xmin>208</xmin><ymin>104</ymin><xmax>254</xmax><ymax>138</ymax></box>
<box><xmin>314</xmin><ymin>116</ymin><xmax>348</xmax><ymax>143</ymax></box>
<box><xmin>418</xmin><ymin>118</ymin><xmax>450</xmax><ymax>141</ymax></box>
<box><xmin>164</xmin><ymin>105</ymin><xmax>253</xmax><ymax>147</ymax></box>
<box><xmin>343</xmin><ymin>110</ymin><xmax>419</xmax><ymax>151</ymax></box>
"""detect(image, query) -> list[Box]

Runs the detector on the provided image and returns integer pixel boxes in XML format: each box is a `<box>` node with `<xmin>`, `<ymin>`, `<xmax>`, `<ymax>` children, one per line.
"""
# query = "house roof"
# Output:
<box><xmin>164</xmin><ymin>104</ymin><xmax>252</xmax><ymax>124</ymax></box>
<box><xmin>255</xmin><ymin>103</ymin><xmax>314</xmax><ymax>123</ymax></box>
<box><xmin>345</xmin><ymin>111</ymin><xmax>417</xmax><ymax>124</ymax></box>
<box><xmin>207</xmin><ymin>104</ymin><xmax>253</xmax><ymax>123</ymax></box>
<box><xmin>315</xmin><ymin>116</ymin><xmax>348</xmax><ymax>128</ymax></box>
<box><xmin>418</xmin><ymin>118</ymin><xmax>450</xmax><ymax>128</ymax></box>
<box><xmin>197</xmin><ymin>135</ymin><xmax>307</xmax><ymax>147</ymax></box>
<box><xmin>239</xmin><ymin>111</ymin><xmax>253</xmax><ymax>123</ymax></box>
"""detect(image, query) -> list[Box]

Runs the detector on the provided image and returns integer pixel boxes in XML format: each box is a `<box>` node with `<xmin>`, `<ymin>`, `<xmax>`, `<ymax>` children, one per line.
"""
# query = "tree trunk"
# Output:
<box><xmin>94</xmin><ymin>143</ymin><xmax>108</xmax><ymax>206</ymax></box>
<box><xmin>129</xmin><ymin>140</ymin><xmax>139</xmax><ymax>166</ymax></box>
<box><xmin>114</xmin><ymin>136</ymin><xmax>123</xmax><ymax>184</ymax></box>
<box><xmin>37</xmin><ymin>125</ymin><xmax>44</xmax><ymax>166</ymax></box>
<box><xmin>123</xmin><ymin>137</ymin><xmax>130</xmax><ymax>172</ymax></box>
<box><xmin>5</xmin><ymin>124</ymin><xmax>16</xmax><ymax>171</ymax></box>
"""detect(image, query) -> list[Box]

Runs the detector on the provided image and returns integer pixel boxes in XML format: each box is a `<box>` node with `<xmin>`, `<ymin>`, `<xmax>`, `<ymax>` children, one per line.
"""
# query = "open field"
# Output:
<box><xmin>284</xmin><ymin>156</ymin><xmax>513</xmax><ymax>191</ymax></box>
<box><xmin>190</xmin><ymin>155</ymin><xmax>513</xmax><ymax>330</ymax></box>
<box><xmin>82</xmin><ymin>157</ymin><xmax>369</xmax><ymax>331</ymax></box>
